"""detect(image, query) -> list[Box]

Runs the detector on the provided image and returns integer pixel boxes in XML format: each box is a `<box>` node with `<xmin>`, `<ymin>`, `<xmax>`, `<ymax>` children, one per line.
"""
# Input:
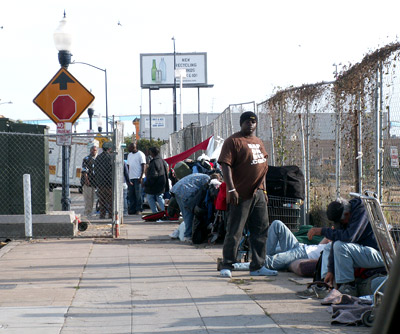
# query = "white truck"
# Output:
<box><xmin>48</xmin><ymin>137</ymin><xmax>99</xmax><ymax>192</ymax></box>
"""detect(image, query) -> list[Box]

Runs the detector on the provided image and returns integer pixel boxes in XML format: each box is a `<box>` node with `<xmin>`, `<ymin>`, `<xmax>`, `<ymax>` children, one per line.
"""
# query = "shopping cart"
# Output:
<box><xmin>234</xmin><ymin>195</ymin><xmax>302</xmax><ymax>263</ymax></box>
<box><xmin>349</xmin><ymin>191</ymin><xmax>400</xmax><ymax>327</ymax></box>
<box><xmin>268</xmin><ymin>195</ymin><xmax>302</xmax><ymax>231</ymax></box>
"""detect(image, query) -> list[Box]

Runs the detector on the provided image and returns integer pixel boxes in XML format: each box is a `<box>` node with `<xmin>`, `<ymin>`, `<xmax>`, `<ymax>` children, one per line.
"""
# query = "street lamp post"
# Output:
<box><xmin>176</xmin><ymin>69</ymin><xmax>186</xmax><ymax>130</ymax></box>
<box><xmin>71</xmin><ymin>61</ymin><xmax>109</xmax><ymax>135</ymax></box>
<box><xmin>97</xmin><ymin>115</ymin><xmax>103</xmax><ymax>133</ymax></box>
<box><xmin>53</xmin><ymin>11</ymin><xmax>72</xmax><ymax>211</ymax></box>
<box><xmin>172</xmin><ymin>37</ymin><xmax>177</xmax><ymax>132</ymax></box>
<box><xmin>87</xmin><ymin>106</ymin><xmax>94</xmax><ymax>131</ymax></box>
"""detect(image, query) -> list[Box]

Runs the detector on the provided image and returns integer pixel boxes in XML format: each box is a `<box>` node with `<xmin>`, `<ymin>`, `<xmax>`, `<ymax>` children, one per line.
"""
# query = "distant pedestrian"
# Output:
<box><xmin>81</xmin><ymin>145</ymin><xmax>97</xmax><ymax>217</ymax></box>
<box><xmin>127</xmin><ymin>142</ymin><xmax>146</xmax><ymax>215</ymax></box>
<box><xmin>218</xmin><ymin>111</ymin><xmax>275</xmax><ymax>278</ymax></box>
<box><xmin>94</xmin><ymin>142</ymin><xmax>113</xmax><ymax>219</ymax></box>
<box><xmin>123</xmin><ymin>161</ymin><xmax>131</xmax><ymax>215</ymax></box>
<box><xmin>143</xmin><ymin>147</ymin><xmax>169</xmax><ymax>213</ymax></box>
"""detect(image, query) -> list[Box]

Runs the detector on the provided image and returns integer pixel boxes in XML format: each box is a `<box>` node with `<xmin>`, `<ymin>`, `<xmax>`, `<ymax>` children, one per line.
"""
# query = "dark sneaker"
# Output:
<box><xmin>296</xmin><ymin>286</ymin><xmax>318</xmax><ymax>299</ymax></box>
<box><xmin>296</xmin><ymin>283</ymin><xmax>330</xmax><ymax>299</ymax></box>
<box><xmin>338</xmin><ymin>284</ymin><xmax>357</xmax><ymax>297</ymax></box>
<box><xmin>314</xmin><ymin>286</ymin><xmax>330</xmax><ymax>299</ymax></box>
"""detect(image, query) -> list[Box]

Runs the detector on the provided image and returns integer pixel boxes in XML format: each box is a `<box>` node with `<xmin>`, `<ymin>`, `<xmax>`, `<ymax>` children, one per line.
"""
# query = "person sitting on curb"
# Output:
<box><xmin>233</xmin><ymin>220</ymin><xmax>329</xmax><ymax>272</ymax></box>
<box><xmin>307</xmin><ymin>197</ymin><xmax>384</xmax><ymax>297</ymax></box>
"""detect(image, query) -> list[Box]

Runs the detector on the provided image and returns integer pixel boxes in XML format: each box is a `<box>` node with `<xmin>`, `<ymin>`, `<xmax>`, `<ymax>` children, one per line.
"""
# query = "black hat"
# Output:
<box><xmin>326</xmin><ymin>198</ymin><xmax>348</xmax><ymax>223</ymax></box>
<box><xmin>240</xmin><ymin>111</ymin><xmax>258</xmax><ymax>126</ymax></box>
<box><xmin>102</xmin><ymin>141</ymin><xmax>112</xmax><ymax>150</ymax></box>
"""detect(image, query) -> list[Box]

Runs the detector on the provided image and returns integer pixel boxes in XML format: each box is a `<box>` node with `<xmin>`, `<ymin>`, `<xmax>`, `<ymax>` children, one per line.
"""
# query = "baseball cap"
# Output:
<box><xmin>174</xmin><ymin>161</ymin><xmax>192</xmax><ymax>180</ymax></box>
<box><xmin>102</xmin><ymin>141</ymin><xmax>112</xmax><ymax>150</ymax></box>
<box><xmin>240</xmin><ymin>111</ymin><xmax>258</xmax><ymax>125</ymax></box>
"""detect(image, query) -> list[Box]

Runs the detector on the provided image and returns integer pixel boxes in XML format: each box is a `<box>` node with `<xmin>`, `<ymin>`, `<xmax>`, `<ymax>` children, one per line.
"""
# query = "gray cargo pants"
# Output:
<box><xmin>221</xmin><ymin>189</ymin><xmax>269</xmax><ymax>271</ymax></box>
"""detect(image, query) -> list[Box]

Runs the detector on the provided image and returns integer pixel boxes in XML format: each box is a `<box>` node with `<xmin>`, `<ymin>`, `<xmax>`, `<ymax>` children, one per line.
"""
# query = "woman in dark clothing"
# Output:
<box><xmin>143</xmin><ymin>147</ymin><xmax>169</xmax><ymax>213</ymax></box>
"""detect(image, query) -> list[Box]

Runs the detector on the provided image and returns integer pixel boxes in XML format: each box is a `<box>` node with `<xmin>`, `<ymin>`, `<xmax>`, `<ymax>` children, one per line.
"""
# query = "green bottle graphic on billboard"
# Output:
<box><xmin>151</xmin><ymin>59</ymin><xmax>157</xmax><ymax>81</ymax></box>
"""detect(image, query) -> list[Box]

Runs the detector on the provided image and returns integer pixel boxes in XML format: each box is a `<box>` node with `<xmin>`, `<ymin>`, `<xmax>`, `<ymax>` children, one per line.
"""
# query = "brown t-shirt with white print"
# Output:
<box><xmin>218</xmin><ymin>132</ymin><xmax>268</xmax><ymax>200</ymax></box>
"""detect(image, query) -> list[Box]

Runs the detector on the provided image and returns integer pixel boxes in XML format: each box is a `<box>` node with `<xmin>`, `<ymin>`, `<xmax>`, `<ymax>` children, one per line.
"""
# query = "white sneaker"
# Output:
<box><xmin>220</xmin><ymin>269</ymin><xmax>232</xmax><ymax>278</ymax></box>
<box><xmin>233</xmin><ymin>262</ymin><xmax>250</xmax><ymax>271</ymax></box>
<box><xmin>169</xmin><ymin>229</ymin><xmax>179</xmax><ymax>239</ymax></box>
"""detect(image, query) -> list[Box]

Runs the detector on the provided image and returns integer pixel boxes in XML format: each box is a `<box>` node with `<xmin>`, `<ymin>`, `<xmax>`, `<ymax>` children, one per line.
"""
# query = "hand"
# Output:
<box><xmin>307</xmin><ymin>227</ymin><xmax>322</xmax><ymax>240</ymax></box>
<box><xmin>324</xmin><ymin>272</ymin><xmax>334</xmax><ymax>287</ymax></box>
<box><xmin>227</xmin><ymin>190</ymin><xmax>239</xmax><ymax>206</ymax></box>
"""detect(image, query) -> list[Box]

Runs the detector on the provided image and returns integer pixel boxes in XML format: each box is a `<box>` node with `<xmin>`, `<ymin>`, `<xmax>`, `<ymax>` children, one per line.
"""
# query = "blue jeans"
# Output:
<box><xmin>265</xmin><ymin>220</ymin><xmax>308</xmax><ymax>270</ymax></box>
<box><xmin>123</xmin><ymin>187</ymin><xmax>128</xmax><ymax>214</ymax></box>
<box><xmin>146</xmin><ymin>193</ymin><xmax>165</xmax><ymax>213</ymax></box>
<box><xmin>174</xmin><ymin>196</ymin><xmax>194</xmax><ymax>238</ymax></box>
<box><xmin>128</xmin><ymin>179</ymin><xmax>142</xmax><ymax>213</ymax></box>
<box><xmin>321</xmin><ymin>241</ymin><xmax>384</xmax><ymax>284</ymax></box>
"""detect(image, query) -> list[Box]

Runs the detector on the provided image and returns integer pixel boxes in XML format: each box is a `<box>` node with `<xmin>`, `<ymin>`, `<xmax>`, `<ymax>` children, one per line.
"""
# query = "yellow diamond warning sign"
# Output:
<box><xmin>33</xmin><ymin>67</ymin><xmax>95</xmax><ymax>124</ymax></box>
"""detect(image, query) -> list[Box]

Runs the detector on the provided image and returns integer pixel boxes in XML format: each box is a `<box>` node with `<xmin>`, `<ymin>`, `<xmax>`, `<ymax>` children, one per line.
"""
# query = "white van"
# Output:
<box><xmin>49</xmin><ymin>137</ymin><xmax>99</xmax><ymax>192</ymax></box>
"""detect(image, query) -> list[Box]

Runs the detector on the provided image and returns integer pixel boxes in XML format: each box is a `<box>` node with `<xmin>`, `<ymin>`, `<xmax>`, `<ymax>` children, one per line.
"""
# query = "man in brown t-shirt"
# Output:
<box><xmin>218</xmin><ymin>111</ymin><xmax>277</xmax><ymax>278</ymax></box>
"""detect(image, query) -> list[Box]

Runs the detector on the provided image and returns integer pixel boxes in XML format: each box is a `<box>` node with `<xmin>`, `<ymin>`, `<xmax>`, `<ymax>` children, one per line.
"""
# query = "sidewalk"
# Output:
<box><xmin>0</xmin><ymin>215</ymin><xmax>370</xmax><ymax>334</ymax></box>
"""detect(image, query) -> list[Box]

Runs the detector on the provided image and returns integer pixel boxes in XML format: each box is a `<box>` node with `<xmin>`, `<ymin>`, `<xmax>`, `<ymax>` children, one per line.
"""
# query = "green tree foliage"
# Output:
<box><xmin>123</xmin><ymin>136</ymin><xmax>165</xmax><ymax>156</ymax></box>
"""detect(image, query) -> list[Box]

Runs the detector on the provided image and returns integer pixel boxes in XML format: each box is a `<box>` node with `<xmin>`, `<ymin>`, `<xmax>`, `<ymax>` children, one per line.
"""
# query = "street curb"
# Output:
<box><xmin>0</xmin><ymin>240</ymin><xmax>22</xmax><ymax>258</ymax></box>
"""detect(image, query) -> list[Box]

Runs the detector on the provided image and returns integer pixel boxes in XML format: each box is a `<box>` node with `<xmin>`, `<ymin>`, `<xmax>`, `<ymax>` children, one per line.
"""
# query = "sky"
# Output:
<box><xmin>1</xmin><ymin>0</ymin><xmax>400</xmax><ymax>136</ymax></box>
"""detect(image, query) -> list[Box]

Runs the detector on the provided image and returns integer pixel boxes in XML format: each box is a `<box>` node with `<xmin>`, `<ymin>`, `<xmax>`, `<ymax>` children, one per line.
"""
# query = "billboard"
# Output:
<box><xmin>140</xmin><ymin>52</ymin><xmax>208</xmax><ymax>88</ymax></box>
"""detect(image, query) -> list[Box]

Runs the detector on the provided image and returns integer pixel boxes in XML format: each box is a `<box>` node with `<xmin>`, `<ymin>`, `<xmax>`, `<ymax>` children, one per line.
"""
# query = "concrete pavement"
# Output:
<box><xmin>0</xmin><ymin>215</ymin><xmax>371</xmax><ymax>333</ymax></box>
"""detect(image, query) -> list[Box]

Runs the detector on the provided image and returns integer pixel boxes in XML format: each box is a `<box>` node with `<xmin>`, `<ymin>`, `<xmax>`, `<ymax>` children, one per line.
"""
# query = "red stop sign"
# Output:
<box><xmin>52</xmin><ymin>95</ymin><xmax>76</xmax><ymax>121</ymax></box>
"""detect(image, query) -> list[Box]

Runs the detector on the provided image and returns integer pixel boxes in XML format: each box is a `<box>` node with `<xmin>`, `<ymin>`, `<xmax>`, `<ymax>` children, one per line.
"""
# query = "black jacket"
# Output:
<box><xmin>321</xmin><ymin>198</ymin><xmax>378</xmax><ymax>273</ymax></box>
<box><xmin>94</xmin><ymin>151</ymin><xmax>113</xmax><ymax>187</ymax></box>
<box><xmin>144</xmin><ymin>155</ymin><xmax>169</xmax><ymax>195</ymax></box>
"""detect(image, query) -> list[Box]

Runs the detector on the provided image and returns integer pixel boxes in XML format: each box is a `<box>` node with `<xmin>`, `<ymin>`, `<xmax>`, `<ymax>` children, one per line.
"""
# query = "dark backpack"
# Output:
<box><xmin>266</xmin><ymin>165</ymin><xmax>305</xmax><ymax>200</ymax></box>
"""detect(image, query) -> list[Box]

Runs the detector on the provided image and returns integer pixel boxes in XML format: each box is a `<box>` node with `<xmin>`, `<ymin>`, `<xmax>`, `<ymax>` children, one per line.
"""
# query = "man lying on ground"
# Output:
<box><xmin>264</xmin><ymin>220</ymin><xmax>330</xmax><ymax>270</ymax></box>
<box><xmin>235</xmin><ymin>220</ymin><xmax>329</xmax><ymax>272</ymax></box>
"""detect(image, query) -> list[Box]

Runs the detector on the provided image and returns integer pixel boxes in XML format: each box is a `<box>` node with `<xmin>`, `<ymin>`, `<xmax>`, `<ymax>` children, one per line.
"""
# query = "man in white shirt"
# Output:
<box><xmin>127</xmin><ymin>142</ymin><xmax>146</xmax><ymax>215</ymax></box>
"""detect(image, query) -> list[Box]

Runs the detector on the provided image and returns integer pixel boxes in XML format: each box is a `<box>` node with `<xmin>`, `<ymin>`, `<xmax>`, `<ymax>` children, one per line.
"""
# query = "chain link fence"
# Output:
<box><xmin>161</xmin><ymin>42</ymin><xmax>400</xmax><ymax>227</ymax></box>
<box><xmin>0</xmin><ymin>121</ymin><xmax>125</xmax><ymax>238</ymax></box>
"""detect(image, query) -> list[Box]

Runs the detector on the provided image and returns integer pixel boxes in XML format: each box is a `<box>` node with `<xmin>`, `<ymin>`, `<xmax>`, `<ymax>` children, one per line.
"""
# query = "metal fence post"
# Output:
<box><xmin>357</xmin><ymin>92</ymin><xmax>363</xmax><ymax>193</ymax></box>
<box><xmin>269</xmin><ymin>113</ymin><xmax>275</xmax><ymax>166</ymax></box>
<box><xmin>23</xmin><ymin>174</ymin><xmax>32</xmax><ymax>238</ymax></box>
<box><xmin>305</xmin><ymin>100</ymin><xmax>311</xmax><ymax>224</ymax></box>
<box><xmin>299</xmin><ymin>114</ymin><xmax>307</xmax><ymax>224</ymax></box>
<box><xmin>335</xmin><ymin>99</ymin><xmax>342</xmax><ymax>199</ymax></box>
<box><xmin>375</xmin><ymin>62</ymin><xmax>383</xmax><ymax>201</ymax></box>
<box><xmin>61</xmin><ymin>145</ymin><xmax>71</xmax><ymax>211</ymax></box>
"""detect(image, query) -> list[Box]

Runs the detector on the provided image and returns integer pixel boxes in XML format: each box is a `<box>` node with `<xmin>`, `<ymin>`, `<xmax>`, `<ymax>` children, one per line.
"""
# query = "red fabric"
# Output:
<box><xmin>354</xmin><ymin>268</ymin><xmax>368</xmax><ymax>279</ymax></box>
<box><xmin>165</xmin><ymin>136</ymin><xmax>213</xmax><ymax>167</ymax></box>
<box><xmin>215</xmin><ymin>182</ymin><xmax>227</xmax><ymax>211</ymax></box>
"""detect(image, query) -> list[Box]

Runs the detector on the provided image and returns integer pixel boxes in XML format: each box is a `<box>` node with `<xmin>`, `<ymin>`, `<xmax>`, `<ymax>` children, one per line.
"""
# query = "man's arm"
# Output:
<box><xmin>220</xmin><ymin>162</ymin><xmax>238</xmax><ymax>206</ymax></box>
<box><xmin>82</xmin><ymin>158</ymin><xmax>89</xmax><ymax>185</ymax></box>
<box><xmin>139</xmin><ymin>163</ymin><xmax>146</xmax><ymax>184</ymax></box>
